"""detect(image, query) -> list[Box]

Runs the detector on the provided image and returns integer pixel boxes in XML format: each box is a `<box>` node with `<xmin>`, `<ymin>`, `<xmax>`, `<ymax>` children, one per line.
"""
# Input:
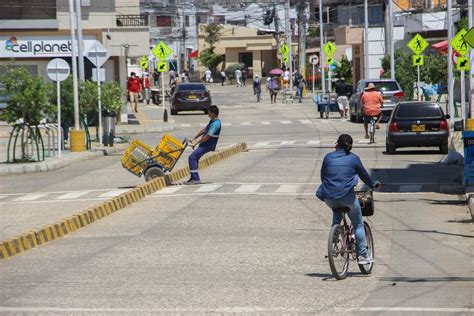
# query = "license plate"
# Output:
<box><xmin>412</xmin><ymin>124</ymin><xmax>426</xmax><ymax>132</ymax></box>
<box><xmin>383</xmin><ymin>96</ymin><xmax>391</xmax><ymax>100</ymax></box>
<box><xmin>188</xmin><ymin>95</ymin><xmax>197</xmax><ymax>99</ymax></box>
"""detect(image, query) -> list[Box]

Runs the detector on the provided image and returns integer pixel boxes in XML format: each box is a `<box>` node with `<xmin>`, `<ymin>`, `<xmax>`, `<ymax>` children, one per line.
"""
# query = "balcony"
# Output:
<box><xmin>116</xmin><ymin>15</ymin><xmax>149</xmax><ymax>27</ymax></box>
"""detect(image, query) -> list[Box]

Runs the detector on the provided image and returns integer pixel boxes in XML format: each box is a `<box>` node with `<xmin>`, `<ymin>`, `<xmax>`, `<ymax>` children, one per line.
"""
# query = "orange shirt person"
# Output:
<box><xmin>361</xmin><ymin>83</ymin><xmax>383</xmax><ymax>139</ymax></box>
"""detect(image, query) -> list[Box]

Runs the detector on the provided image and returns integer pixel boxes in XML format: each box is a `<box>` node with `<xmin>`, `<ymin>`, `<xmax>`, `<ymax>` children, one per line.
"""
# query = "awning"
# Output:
<box><xmin>188</xmin><ymin>50</ymin><xmax>199</xmax><ymax>58</ymax></box>
<box><xmin>431</xmin><ymin>40</ymin><xmax>448</xmax><ymax>53</ymax></box>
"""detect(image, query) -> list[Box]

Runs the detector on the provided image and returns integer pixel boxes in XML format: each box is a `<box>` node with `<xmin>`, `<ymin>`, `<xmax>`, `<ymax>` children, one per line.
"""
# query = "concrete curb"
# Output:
<box><xmin>0</xmin><ymin>143</ymin><xmax>130</xmax><ymax>176</ymax></box>
<box><xmin>115</xmin><ymin>124</ymin><xmax>178</xmax><ymax>135</ymax></box>
<box><xmin>0</xmin><ymin>142</ymin><xmax>248</xmax><ymax>260</ymax></box>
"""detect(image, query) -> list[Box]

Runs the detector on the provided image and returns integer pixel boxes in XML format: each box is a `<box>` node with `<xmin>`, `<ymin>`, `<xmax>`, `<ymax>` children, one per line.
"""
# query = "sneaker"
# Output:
<box><xmin>358</xmin><ymin>256</ymin><xmax>374</xmax><ymax>265</ymax></box>
<box><xmin>185</xmin><ymin>179</ymin><xmax>201</xmax><ymax>185</ymax></box>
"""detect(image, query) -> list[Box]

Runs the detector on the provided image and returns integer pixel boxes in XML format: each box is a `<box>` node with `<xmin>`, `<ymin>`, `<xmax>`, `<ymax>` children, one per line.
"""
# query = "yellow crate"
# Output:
<box><xmin>153</xmin><ymin>134</ymin><xmax>185</xmax><ymax>170</ymax></box>
<box><xmin>121</xmin><ymin>139</ymin><xmax>154</xmax><ymax>176</ymax></box>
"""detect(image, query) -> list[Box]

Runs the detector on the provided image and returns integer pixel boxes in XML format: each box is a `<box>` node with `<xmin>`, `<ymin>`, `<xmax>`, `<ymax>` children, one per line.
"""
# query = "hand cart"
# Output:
<box><xmin>121</xmin><ymin>134</ymin><xmax>189</xmax><ymax>181</ymax></box>
<box><xmin>313</xmin><ymin>92</ymin><xmax>339</xmax><ymax>119</ymax></box>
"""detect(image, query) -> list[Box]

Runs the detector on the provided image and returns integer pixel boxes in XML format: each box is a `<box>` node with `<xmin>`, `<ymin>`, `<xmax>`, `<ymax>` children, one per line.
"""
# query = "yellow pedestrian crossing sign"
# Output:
<box><xmin>152</xmin><ymin>41</ymin><xmax>173</xmax><ymax>60</ymax></box>
<box><xmin>464</xmin><ymin>27</ymin><xmax>474</xmax><ymax>49</ymax></box>
<box><xmin>279</xmin><ymin>44</ymin><xmax>289</xmax><ymax>56</ymax></box>
<box><xmin>457</xmin><ymin>56</ymin><xmax>470</xmax><ymax>71</ymax></box>
<box><xmin>413</xmin><ymin>55</ymin><xmax>424</xmax><ymax>66</ymax></box>
<box><xmin>451</xmin><ymin>29</ymin><xmax>470</xmax><ymax>56</ymax></box>
<box><xmin>157</xmin><ymin>61</ymin><xmax>167</xmax><ymax>73</ymax></box>
<box><xmin>323</xmin><ymin>41</ymin><xmax>337</xmax><ymax>56</ymax></box>
<box><xmin>326</xmin><ymin>56</ymin><xmax>334</xmax><ymax>65</ymax></box>
<box><xmin>282</xmin><ymin>55</ymin><xmax>289</xmax><ymax>63</ymax></box>
<box><xmin>407</xmin><ymin>34</ymin><xmax>429</xmax><ymax>55</ymax></box>
<box><xmin>140</xmin><ymin>56</ymin><xmax>148</xmax><ymax>69</ymax></box>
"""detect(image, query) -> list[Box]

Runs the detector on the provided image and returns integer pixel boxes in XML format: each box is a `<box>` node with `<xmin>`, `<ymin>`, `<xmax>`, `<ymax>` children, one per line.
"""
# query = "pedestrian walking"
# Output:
<box><xmin>205</xmin><ymin>68</ymin><xmax>212</xmax><ymax>84</ymax></box>
<box><xmin>241</xmin><ymin>68</ymin><xmax>247</xmax><ymax>87</ymax></box>
<box><xmin>294</xmin><ymin>71</ymin><xmax>304</xmax><ymax>103</ymax></box>
<box><xmin>127</xmin><ymin>72</ymin><xmax>142</xmax><ymax>113</ymax></box>
<box><xmin>153</xmin><ymin>68</ymin><xmax>160</xmax><ymax>87</ymax></box>
<box><xmin>220</xmin><ymin>70</ymin><xmax>226</xmax><ymax>86</ymax></box>
<box><xmin>187</xmin><ymin>105</ymin><xmax>222</xmax><ymax>184</ymax></box>
<box><xmin>235</xmin><ymin>68</ymin><xmax>242</xmax><ymax>87</ymax></box>
<box><xmin>335</xmin><ymin>78</ymin><xmax>352</xmax><ymax>118</ymax></box>
<box><xmin>282</xmin><ymin>69</ymin><xmax>290</xmax><ymax>89</ymax></box>
<box><xmin>168</xmin><ymin>69</ymin><xmax>176</xmax><ymax>85</ymax></box>
<box><xmin>268</xmin><ymin>77</ymin><xmax>279</xmax><ymax>104</ymax></box>
<box><xmin>141</xmin><ymin>72</ymin><xmax>151</xmax><ymax>105</ymax></box>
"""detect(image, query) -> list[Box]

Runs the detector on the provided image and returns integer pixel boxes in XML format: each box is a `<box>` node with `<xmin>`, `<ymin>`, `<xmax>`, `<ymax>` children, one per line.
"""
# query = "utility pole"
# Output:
<box><xmin>364</xmin><ymin>0</ymin><xmax>369</xmax><ymax>79</ymax></box>
<box><xmin>469</xmin><ymin>0</ymin><xmax>473</xmax><ymax>118</ymax></box>
<box><xmin>319</xmin><ymin>0</ymin><xmax>325</xmax><ymax>92</ymax></box>
<box><xmin>388</xmin><ymin>0</ymin><xmax>395</xmax><ymax>79</ymax></box>
<box><xmin>297</xmin><ymin>0</ymin><xmax>307</xmax><ymax>77</ymax></box>
<box><xmin>74</xmin><ymin>0</ymin><xmax>85</xmax><ymax>82</ymax></box>
<box><xmin>273</xmin><ymin>4</ymin><xmax>280</xmax><ymax>67</ymax></box>
<box><xmin>447</xmin><ymin>0</ymin><xmax>454</xmax><ymax>124</ymax></box>
<box><xmin>183</xmin><ymin>13</ymin><xmax>187</xmax><ymax>71</ymax></box>
<box><xmin>285</xmin><ymin>0</ymin><xmax>293</xmax><ymax>88</ymax></box>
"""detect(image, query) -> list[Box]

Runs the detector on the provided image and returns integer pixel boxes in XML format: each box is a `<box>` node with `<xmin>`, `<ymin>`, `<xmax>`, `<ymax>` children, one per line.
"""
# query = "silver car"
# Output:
<box><xmin>349</xmin><ymin>79</ymin><xmax>404</xmax><ymax>123</ymax></box>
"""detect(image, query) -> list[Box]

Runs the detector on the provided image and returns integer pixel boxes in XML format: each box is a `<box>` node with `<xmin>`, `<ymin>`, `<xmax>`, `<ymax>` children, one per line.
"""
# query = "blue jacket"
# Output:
<box><xmin>316</xmin><ymin>149</ymin><xmax>375</xmax><ymax>200</ymax></box>
<box><xmin>200</xmin><ymin>118</ymin><xmax>221</xmax><ymax>151</ymax></box>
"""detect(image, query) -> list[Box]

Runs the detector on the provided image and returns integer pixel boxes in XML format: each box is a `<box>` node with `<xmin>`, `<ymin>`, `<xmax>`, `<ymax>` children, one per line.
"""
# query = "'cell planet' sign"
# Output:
<box><xmin>0</xmin><ymin>36</ymin><xmax>97</xmax><ymax>58</ymax></box>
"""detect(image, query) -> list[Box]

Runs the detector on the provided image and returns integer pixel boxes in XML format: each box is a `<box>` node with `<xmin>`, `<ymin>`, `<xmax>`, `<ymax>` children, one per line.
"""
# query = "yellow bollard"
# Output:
<box><xmin>465</xmin><ymin>119</ymin><xmax>474</xmax><ymax>131</ymax></box>
<box><xmin>70</xmin><ymin>130</ymin><xmax>86</xmax><ymax>152</ymax></box>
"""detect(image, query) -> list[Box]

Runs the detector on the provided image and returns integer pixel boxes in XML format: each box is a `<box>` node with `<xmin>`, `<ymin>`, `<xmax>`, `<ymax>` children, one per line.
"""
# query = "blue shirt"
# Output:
<box><xmin>316</xmin><ymin>149</ymin><xmax>374</xmax><ymax>200</ymax></box>
<box><xmin>200</xmin><ymin>118</ymin><xmax>221</xmax><ymax>151</ymax></box>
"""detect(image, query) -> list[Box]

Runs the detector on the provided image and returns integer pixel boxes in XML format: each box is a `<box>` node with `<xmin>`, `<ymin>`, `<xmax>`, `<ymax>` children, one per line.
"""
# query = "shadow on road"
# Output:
<box><xmin>380</xmin><ymin>276</ymin><xmax>474</xmax><ymax>282</ymax></box>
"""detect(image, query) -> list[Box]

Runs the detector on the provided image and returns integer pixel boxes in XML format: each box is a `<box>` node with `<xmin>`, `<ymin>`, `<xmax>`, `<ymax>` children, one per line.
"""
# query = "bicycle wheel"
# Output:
<box><xmin>358</xmin><ymin>221</ymin><xmax>374</xmax><ymax>274</ymax></box>
<box><xmin>369</xmin><ymin>121</ymin><xmax>375</xmax><ymax>144</ymax></box>
<box><xmin>328</xmin><ymin>224</ymin><xmax>350</xmax><ymax>280</ymax></box>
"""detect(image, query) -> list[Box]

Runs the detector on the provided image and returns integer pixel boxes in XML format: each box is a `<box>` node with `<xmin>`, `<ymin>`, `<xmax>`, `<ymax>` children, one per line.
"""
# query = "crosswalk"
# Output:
<box><xmin>177</xmin><ymin>119</ymin><xmax>338</xmax><ymax>128</ymax></box>
<box><xmin>0</xmin><ymin>182</ymin><xmax>456</xmax><ymax>204</ymax></box>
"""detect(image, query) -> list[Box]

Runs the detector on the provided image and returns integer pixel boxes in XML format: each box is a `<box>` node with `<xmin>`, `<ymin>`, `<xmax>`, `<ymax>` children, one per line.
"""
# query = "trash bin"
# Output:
<box><xmin>102</xmin><ymin>110</ymin><xmax>116</xmax><ymax>147</ymax></box>
<box><xmin>463</xmin><ymin>131</ymin><xmax>474</xmax><ymax>184</ymax></box>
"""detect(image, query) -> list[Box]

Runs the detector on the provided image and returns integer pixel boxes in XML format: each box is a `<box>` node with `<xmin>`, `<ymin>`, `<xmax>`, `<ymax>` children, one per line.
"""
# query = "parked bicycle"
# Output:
<box><xmin>327</xmin><ymin>190</ymin><xmax>375</xmax><ymax>280</ymax></box>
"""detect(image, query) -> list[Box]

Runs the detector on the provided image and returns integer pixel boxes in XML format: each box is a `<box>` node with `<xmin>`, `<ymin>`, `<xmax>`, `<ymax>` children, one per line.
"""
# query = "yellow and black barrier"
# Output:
<box><xmin>0</xmin><ymin>142</ymin><xmax>247</xmax><ymax>260</ymax></box>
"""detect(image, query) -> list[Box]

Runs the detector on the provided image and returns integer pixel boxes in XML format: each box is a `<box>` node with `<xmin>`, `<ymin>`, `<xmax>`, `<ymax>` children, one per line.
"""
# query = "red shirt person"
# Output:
<box><xmin>127</xmin><ymin>72</ymin><xmax>142</xmax><ymax>112</ymax></box>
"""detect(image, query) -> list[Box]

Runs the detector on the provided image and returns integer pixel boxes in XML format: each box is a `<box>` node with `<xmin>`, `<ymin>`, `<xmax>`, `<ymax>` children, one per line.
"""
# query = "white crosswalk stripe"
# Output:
<box><xmin>235</xmin><ymin>184</ymin><xmax>261</xmax><ymax>193</ymax></box>
<box><xmin>300</xmin><ymin>119</ymin><xmax>312</xmax><ymax>124</ymax></box>
<box><xmin>194</xmin><ymin>184</ymin><xmax>223</xmax><ymax>193</ymax></box>
<box><xmin>98</xmin><ymin>189</ymin><xmax>130</xmax><ymax>198</ymax></box>
<box><xmin>241</xmin><ymin>122</ymin><xmax>251</xmax><ymax>126</ymax></box>
<box><xmin>153</xmin><ymin>186</ymin><xmax>183</xmax><ymax>195</ymax></box>
<box><xmin>56</xmin><ymin>192</ymin><xmax>90</xmax><ymax>200</ymax></box>
<box><xmin>307</xmin><ymin>140</ymin><xmax>321</xmax><ymax>145</ymax></box>
<box><xmin>222</xmin><ymin>123</ymin><xmax>232</xmax><ymax>127</ymax></box>
<box><xmin>275</xmin><ymin>184</ymin><xmax>300</xmax><ymax>193</ymax></box>
<box><xmin>260</xmin><ymin>121</ymin><xmax>271</xmax><ymax>125</ymax></box>
<box><xmin>179</xmin><ymin>124</ymin><xmax>191</xmax><ymax>127</ymax></box>
<box><xmin>280</xmin><ymin>140</ymin><xmax>296</xmax><ymax>145</ymax></box>
<box><xmin>254</xmin><ymin>142</ymin><xmax>270</xmax><ymax>147</ymax></box>
<box><xmin>0</xmin><ymin>196</ymin><xmax>9</xmax><ymax>199</ymax></box>
<box><xmin>14</xmin><ymin>194</ymin><xmax>48</xmax><ymax>201</ymax></box>
<box><xmin>280</xmin><ymin>120</ymin><xmax>292</xmax><ymax>124</ymax></box>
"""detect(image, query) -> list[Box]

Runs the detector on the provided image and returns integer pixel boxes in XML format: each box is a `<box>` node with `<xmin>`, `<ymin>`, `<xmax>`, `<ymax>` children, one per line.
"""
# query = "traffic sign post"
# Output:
<box><xmin>450</xmin><ymin>29</ymin><xmax>471</xmax><ymax>122</ymax></box>
<box><xmin>280</xmin><ymin>44</ymin><xmax>290</xmax><ymax>67</ymax></box>
<box><xmin>323</xmin><ymin>41</ymin><xmax>337</xmax><ymax>56</ymax></box>
<box><xmin>46</xmin><ymin>58</ymin><xmax>70</xmax><ymax>157</ymax></box>
<box><xmin>407</xmin><ymin>35</ymin><xmax>429</xmax><ymax>101</ymax></box>
<box><xmin>413</xmin><ymin>55</ymin><xmax>424</xmax><ymax>66</ymax></box>
<box><xmin>451</xmin><ymin>29</ymin><xmax>469</xmax><ymax>56</ymax></box>
<box><xmin>152</xmin><ymin>41</ymin><xmax>172</xmax><ymax>60</ymax></box>
<box><xmin>86</xmin><ymin>41</ymin><xmax>110</xmax><ymax>146</ymax></box>
<box><xmin>309</xmin><ymin>55</ymin><xmax>319</xmax><ymax>94</ymax></box>
<box><xmin>140</xmin><ymin>56</ymin><xmax>149</xmax><ymax>70</ymax></box>
<box><xmin>152</xmin><ymin>41</ymin><xmax>173</xmax><ymax>119</ymax></box>
<box><xmin>412</xmin><ymin>55</ymin><xmax>424</xmax><ymax>101</ymax></box>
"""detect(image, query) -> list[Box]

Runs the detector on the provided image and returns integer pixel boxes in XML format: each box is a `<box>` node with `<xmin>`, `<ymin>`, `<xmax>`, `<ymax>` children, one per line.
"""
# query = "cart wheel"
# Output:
<box><xmin>320</xmin><ymin>112</ymin><xmax>324</xmax><ymax>118</ymax></box>
<box><xmin>144</xmin><ymin>167</ymin><xmax>165</xmax><ymax>182</ymax></box>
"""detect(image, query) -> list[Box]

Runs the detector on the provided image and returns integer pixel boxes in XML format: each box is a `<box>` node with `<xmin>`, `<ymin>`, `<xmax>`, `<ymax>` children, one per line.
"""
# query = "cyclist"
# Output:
<box><xmin>361</xmin><ymin>82</ymin><xmax>383</xmax><ymax>139</ymax></box>
<box><xmin>316</xmin><ymin>134</ymin><xmax>381</xmax><ymax>264</ymax></box>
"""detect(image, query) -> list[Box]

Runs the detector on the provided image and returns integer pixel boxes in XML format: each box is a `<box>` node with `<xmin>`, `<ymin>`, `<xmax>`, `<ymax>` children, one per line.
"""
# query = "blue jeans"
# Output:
<box><xmin>188</xmin><ymin>146</ymin><xmax>212</xmax><ymax>180</ymax></box>
<box><xmin>324</xmin><ymin>191</ymin><xmax>368</xmax><ymax>257</ymax></box>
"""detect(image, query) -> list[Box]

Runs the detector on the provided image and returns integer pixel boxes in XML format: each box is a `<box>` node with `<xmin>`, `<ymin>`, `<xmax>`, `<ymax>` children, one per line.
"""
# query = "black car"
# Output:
<box><xmin>170</xmin><ymin>83</ymin><xmax>211</xmax><ymax>115</ymax></box>
<box><xmin>386</xmin><ymin>102</ymin><xmax>450</xmax><ymax>154</ymax></box>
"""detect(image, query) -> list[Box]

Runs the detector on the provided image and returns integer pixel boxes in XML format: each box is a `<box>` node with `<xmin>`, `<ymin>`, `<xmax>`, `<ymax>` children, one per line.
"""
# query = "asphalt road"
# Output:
<box><xmin>0</xmin><ymin>85</ymin><xmax>472</xmax><ymax>315</ymax></box>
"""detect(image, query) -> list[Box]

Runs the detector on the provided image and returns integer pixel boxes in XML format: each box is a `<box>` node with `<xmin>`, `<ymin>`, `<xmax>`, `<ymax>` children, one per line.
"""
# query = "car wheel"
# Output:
<box><xmin>386</xmin><ymin>142</ymin><xmax>396</xmax><ymax>154</ymax></box>
<box><xmin>171</xmin><ymin>109</ymin><xmax>178</xmax><ymax>115</ymax></box>
<box><xmin>440</xmin><ymin>143</ymin><xmax>448</xmax><ymax>154</ymax></box>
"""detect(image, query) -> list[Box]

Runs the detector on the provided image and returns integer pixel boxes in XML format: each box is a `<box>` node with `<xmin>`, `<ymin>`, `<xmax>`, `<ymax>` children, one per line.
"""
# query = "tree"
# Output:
<box><xmin>381</xmin><ymin>49</ymin><xmax>448</xmax><ymax>100</ymax></box>
<box><xmin>225</xmin><ymin>63</ymin><xmax>245</xmax><ymax>83</ymax></box>
<box><xmin>0</xmin><ymin>66</ymin><xmax>53</xmax><ymax>125</ymax></box>
<box><xmin>198</xmin><ymin>24</ymin><xmax>224</xmax><ymax>73</ymax></box>
<box><xmin>334</xmin><ymin>55</ymin><xmax>353</xmax><ymax>84</ymax></box>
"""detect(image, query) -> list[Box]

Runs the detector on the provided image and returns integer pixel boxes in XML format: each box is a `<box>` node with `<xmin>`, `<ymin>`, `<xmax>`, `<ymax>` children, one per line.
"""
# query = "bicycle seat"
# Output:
<box><xmin>332</xmin><ymin>206</ymin><xmax>351</xmax><ymax>213</ymax></box>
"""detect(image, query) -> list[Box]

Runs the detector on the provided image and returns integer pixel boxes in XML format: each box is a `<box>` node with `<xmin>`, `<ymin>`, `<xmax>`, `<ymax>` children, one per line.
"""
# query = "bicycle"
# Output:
<box><xmin>327</xmin><ymin>191</ymin><xmax>375</xmax><ymax>280</ymax></box>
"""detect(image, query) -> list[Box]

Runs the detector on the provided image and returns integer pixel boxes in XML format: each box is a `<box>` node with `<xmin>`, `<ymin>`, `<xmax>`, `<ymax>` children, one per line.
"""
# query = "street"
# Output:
<box><xmin>0</xmin><ymin>85</ymin><xmax>473</xmax><ymax>315</ymax></box>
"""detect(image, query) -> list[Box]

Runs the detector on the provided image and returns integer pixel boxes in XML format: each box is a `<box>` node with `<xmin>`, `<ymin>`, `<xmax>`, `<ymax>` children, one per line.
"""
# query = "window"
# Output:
<box><xmin>396</xmin><ymin>104</ymin><xmax>442</xmax><ymax>119</ymax></box>
<box><xmin>0</xmin><ymin>0</ymin><xmax>56</xmax><ymax>20</ymax></box>
<box><xmin>238</xmin><ymin>52</ymin><xmax>253</xmax><ymax>68</ymax></box>
<box><xmin>185</xmin><ymin>16</ymin><xmax>190</xmax><ymax>27</ymax></box>
<box><xmin>177</xmin><ymin>84</ymin><xmax>206</xmax><ymax>91</ymax></box>
<box><xmin>365</xmin><ymin>81</ymin><xmax>400</xmax><ymax>92</ymax></box>
<box><xmin>156</xmin><ymin>15</ymin><xmax>172</xmax><ymax>27</ymax></box>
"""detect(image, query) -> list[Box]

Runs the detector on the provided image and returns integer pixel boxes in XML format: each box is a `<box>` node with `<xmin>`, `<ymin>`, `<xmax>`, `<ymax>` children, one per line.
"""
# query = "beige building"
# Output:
<box><xmin>0</xmin><ymin>0</ymin><xmax>149</xmax><ymax>84</ymax></box>
<box><xmin>198</xmin><ymin>24</ymin><xmax>296</xmax><ymax>77</ymax></box>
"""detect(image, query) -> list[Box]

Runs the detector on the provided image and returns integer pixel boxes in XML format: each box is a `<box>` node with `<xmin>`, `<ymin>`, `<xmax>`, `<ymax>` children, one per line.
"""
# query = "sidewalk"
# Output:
<box><xmin>0</xmin><ymin>101</ymin><xmax>178</xmax><ymax>175</ymax></box>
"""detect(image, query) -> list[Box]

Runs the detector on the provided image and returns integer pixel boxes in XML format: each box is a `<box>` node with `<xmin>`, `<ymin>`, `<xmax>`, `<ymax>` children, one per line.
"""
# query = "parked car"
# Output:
<box><xmin>386</xmin><ymin>102</ymin><xmax>450</xmax><ymax>154</ymax></box>
<box><xmin>170</xmin><ymin>83</ymin><xmax>212</xmax><ymax>115</ymax></box>
<box><xmin>349</xmin><ymin>79</ymin><xmax>404</xmax><ymax>123</ymax></box>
